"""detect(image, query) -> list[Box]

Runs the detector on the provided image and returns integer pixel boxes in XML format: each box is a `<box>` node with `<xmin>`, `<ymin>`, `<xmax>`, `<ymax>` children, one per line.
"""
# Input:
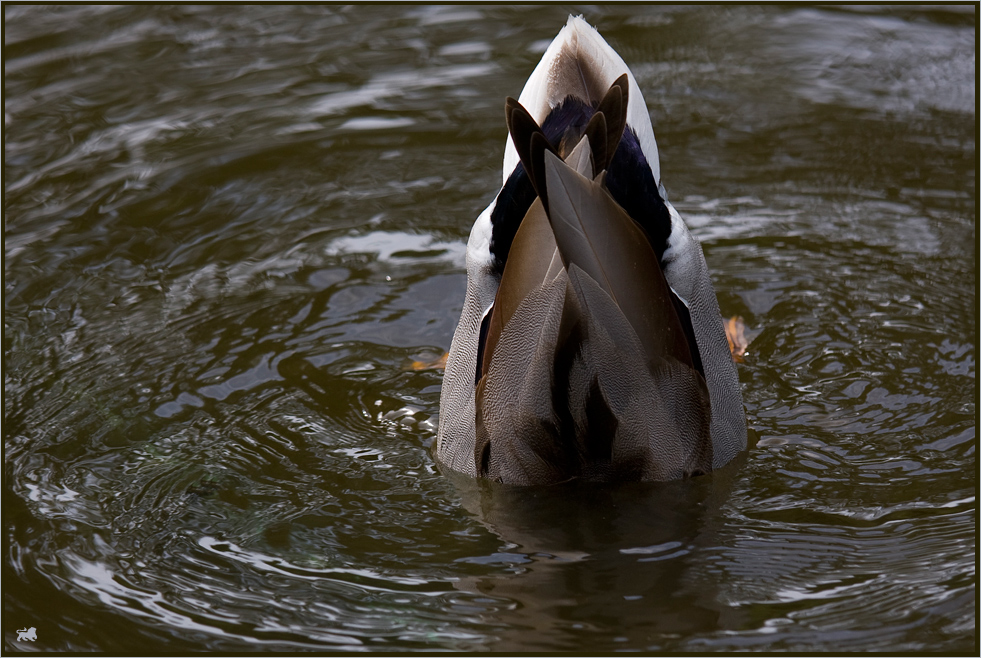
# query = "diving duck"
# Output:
<box><xmin>437</xmin><ymin>16</ymin><xmax>746</xmax><ymax>485</ymax></box>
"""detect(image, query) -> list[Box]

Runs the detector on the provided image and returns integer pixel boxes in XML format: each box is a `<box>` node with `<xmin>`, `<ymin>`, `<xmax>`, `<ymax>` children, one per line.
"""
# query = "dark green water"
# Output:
<box><xmin>4</xmin><ymin>4</ymin><xmax>976</xmax><ymax>653</ymax></box>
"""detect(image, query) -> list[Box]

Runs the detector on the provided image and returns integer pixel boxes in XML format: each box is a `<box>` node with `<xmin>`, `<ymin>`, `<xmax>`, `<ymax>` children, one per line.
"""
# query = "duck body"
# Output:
<box><xmin>437</xmin><ymin>16</ymin><xmax>746</xmax><ymax>485</ymax></box>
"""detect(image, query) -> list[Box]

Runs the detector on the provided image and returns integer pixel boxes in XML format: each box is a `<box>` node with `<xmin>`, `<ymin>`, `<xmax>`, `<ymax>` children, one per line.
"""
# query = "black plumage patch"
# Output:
<box><xmin>605</xmin><ymin>126</ymin><xmax>672</xmax><ymax>262</ymax></box>
<box><xmin>540</xmin><ymin>97</ymin><xmax>594</xmax><ymax>154</ymax></box>
<box><xmin>474</xmin><ymin>306</ymin><xmax>493</xmax><ymax>386</ymax></box>
<box><xmin>488</xmin><ymin>164</ymin><xmax>537</xmax><ymax>273</ymax></box>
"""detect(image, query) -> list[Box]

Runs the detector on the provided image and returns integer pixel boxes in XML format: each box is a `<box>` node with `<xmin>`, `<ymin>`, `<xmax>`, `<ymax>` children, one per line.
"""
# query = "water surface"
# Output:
<box><xmin>4</xmin><ymin>4</ymin><xmax>976</xmax><ymax>652</ymax></box>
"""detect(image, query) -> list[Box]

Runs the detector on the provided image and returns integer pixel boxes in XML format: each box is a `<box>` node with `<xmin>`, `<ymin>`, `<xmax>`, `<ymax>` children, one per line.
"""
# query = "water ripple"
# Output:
<box><xmin>4</xmin><ymin>4</ymin><xmax>974</xmax><ymax>653</ymax></box>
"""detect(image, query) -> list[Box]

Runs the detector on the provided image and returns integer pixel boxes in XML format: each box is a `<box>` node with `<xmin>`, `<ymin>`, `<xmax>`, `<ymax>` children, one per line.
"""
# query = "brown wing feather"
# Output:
<box><xmin>505</xmin><ymin>97</ymin><xmax>558</xmax><ymax>206</ymax></box>
<box><xmin>479</xmin><ymin>199</ymin><xmax>557</xmax><ymax>380</ymax></box>
<box><xmin>580</xmin><ymin>73</ymin><xmax>629</xmax><ymax>174</ymax></box>
<box><xmin>542</xmin><ymin>150</ymin><xmax>696</xmax><ymax>370</ymax></box>
<box><xmin>598</xmin><ymin>74</ymin><xmax>628</xmax><ymax>170</ymax></box>
<box><xmin>582</xmin><ymin>110</ymin><xmax>606</xmax><ymax>177</ymax></box>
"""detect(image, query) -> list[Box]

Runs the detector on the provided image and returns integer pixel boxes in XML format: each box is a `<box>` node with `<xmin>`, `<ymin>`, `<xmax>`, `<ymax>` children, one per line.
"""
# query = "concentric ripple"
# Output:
<box><xmin>4</xmin><ymin>4</ymin><xmax>975</xmax><ymax>653</ymax></box>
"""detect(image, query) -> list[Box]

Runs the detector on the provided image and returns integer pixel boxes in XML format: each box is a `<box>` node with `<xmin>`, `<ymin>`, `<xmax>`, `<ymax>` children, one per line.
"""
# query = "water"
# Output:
<box><xmin>4</xmin><ymin>4</ymin><xmax>975</xmax><ymax>652</ymax></box>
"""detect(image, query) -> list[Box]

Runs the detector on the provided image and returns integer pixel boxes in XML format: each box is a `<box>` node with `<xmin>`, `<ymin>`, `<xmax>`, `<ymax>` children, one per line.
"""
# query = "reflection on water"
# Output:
<box><xmin>4</xmin><ymin>4</ymin><xmax>975</xmax><ymax>653</ymax></box>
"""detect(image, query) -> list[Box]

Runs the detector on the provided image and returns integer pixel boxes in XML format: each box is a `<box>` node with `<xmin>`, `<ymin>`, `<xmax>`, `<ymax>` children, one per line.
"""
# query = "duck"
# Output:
<box><xmin>436</xmin><ymin>16</ymin><xmax>746</xmax><ymax>485</ymax></box>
